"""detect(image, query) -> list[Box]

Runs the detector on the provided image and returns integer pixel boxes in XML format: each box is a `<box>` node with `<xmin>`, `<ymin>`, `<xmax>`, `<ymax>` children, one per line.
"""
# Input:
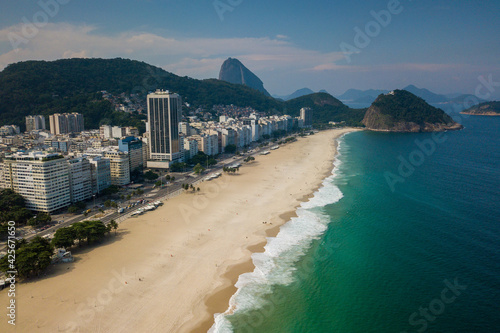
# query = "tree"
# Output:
<box><xmin>83</xmin><ymin>221</ymin><xmax>108</xmax><ymax>245</ymax></box>
<box><xmin>52</xmin><ymin>227</ymin><xmax>76</xmax><ymax>249</ymax></box>
<box><xmin>101</xmin><ymin>185</ymin><xmax>120</xmax><ymax>196</ymax></box>
<box><xmin>0</xmin><ymin>236</ymin><xmax>54</xmax><ymax>279</ymax></box>
<box><xmin>108</xmin><ymin>220</ymin><xmax>118</xmax><ymax>236</ymax></box>
<box><xmin>224</xmin><ymin>144</ymin><xmax>237</xmax><ymax>154</ymax></box>
<box><xmin>68</xmin><ymin>205</ymin><xmax>79</xmax><ymax>214</ymax></box>
<box><xmin>169</xmin><ymin>162</ymin><xmax>186</xmax><ymax>172</ymax></box>
<box><xmin>155</xmin><ymin>180</ymin><xmax>162</xmax><ymax>187</ymax></box>
<box><xmin>208</xmin><ymin>158</ymin><xmax>217</xmax><ymax>166</ymax></box>
<box><xmin>71</xmin><ymin>222</ymin><xmax>87</xmax><ymax>246</ymax></box>
<box><xmin>28</xmin><ymin>212</ymin><xmax>52</xmax><ymax>227</ymax></box>
<box><xmin>193</xmin><ymin>163</ymin><xmax>205</xmax><ymax>175</ymax></box>
<box><xmin>144</xmin><ymin>170</ymin><xmax>159</xmax><ymax>181</ymax></box>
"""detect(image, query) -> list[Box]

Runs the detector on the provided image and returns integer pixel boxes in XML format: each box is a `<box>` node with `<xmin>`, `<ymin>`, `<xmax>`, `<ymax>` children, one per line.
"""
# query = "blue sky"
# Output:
<box><xmin>0</xmin><ymin>0</ymin><xmax>499</xmax><ymax>98</ymax></box>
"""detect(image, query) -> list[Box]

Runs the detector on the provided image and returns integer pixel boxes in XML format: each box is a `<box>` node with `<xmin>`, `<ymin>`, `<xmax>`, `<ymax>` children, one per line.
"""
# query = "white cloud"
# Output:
<box><xmin>0</xmin><ymin>22</ymin><xmax>346</xmax><ymax>79</ymax></box>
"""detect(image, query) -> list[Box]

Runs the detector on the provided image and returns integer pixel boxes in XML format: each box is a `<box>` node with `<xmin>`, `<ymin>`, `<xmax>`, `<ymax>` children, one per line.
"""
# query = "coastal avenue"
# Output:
<box><xmin>9</xmin><ymin>141</ymin><xmax>273</xmax><ymax>246</ymax></box>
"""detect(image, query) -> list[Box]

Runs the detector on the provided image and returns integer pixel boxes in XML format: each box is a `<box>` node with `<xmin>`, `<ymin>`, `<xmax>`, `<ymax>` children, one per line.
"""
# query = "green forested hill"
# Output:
<box><xmin>0</xmin><ymin>58</ymin><xmax>364</xmax><ymax>131</ymax></box>
<box><xmin>362</xmin><ymin>90</ymin><xmax>461</xmax><ymax>132</ymax></box>
<box><xmin>284</xmin><ymin>92</ymin><xmax>366</xmax><ymax>126</ymax></box>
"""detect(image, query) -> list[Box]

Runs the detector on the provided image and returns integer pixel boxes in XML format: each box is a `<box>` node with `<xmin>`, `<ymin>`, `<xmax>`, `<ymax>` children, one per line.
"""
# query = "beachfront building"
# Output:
<box><xmin>26</xmin><ymin>115</ymin><xmax>46</xmax><ymax>132</ymax></box>
<box><xmin>183</xmin><ymin>137</ymin><xmax>199</xmax><ymax>160</ymax></box>
<box><xmin>82</xmin><ymin>148</ymin><xmax>130</xmax><ymax>186</ymax></box>
<box><xmin>243</xmin><ymin>118</ymin><xmax>260</xmax><ymax>141</ymax></box>
<box><xmin>300</xmin><ymin>107</ymin><xmax>313</xmax><ymax>127</ymax></box>
<box><xmin>67</xmin><ymin>156</ymin><xmax>93</xmax><ymax>203</ymax></box>
<box><xmin>220</xmin><ymin>128</ymin><xmax>236</xmax><ymax>151</ymax></box>
<box><xmin>105</xmin><ymin>151</ymin><xmax>130</xmax><ymax>186</ymax></box>
<box><xmin>147</xmin><ymin>90</ymin><xmax>182</xmax><ymax>168</ymax></box>
<box><xmin>235</xmin><ymin>125</ymin><xmax>252</xmax><ymax>148</ymax></box>
<box><xmin>49</xmin><ymin>113</ymin><xmax>84</xmax><ymax>134</ymax></box>
<box><xmin>118</xmin><ymin>136</ymin><xmax>144</xmax><ymax>172</ymax></box>
<box><xmin>189</xmin><ymin>133</ymin><xmax>219</xmax><ymax>156</ymax></box>
<box><xmin>0</xmin><ymin>152</ymin><xmax>71</xmax><ymax>212</ymax></box>
<box><xmin>89</xmin><ymin>156</ymin><xmax>111</xmax><ymax>194</ymax></box>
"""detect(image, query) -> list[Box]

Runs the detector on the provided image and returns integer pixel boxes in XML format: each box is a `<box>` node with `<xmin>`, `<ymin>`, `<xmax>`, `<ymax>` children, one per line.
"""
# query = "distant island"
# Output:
<box><xmin>362</xmin><ymin>90</ymin><xmax>463</xmax><ymax>132</ymax></box>
<box><xmin>461</xmin><ymin>101</ymin><xmax>500</xmax><ymax>116</ymax></box>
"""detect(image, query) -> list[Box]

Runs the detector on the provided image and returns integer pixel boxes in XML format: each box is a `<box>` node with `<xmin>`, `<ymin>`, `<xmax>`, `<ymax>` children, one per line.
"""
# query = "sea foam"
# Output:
<box><xmin>210</xmin><ymin>137</ymin><xmax>347</xmax><ymax>333</ymax></box>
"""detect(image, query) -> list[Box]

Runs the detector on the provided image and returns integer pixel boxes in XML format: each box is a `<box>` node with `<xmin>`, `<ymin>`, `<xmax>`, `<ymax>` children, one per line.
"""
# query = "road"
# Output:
<box><xmin>15</xmin><ymin>146</ymin><xmax>266</xmax><ymax>244</ymax></box>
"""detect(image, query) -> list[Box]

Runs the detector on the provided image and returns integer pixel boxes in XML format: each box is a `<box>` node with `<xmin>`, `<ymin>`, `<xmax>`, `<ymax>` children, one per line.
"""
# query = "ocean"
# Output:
<box><xmin>211</xmin><ymin>115</ymin><xmax>500</xmax><ymax>333</ymax></box>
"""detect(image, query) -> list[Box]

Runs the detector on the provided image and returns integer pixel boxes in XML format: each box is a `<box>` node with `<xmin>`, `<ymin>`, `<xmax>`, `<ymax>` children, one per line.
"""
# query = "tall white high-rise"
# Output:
<box><xmin>49</xmin><ymin>113</ymin><xmax>84</xmax><ymax>134</ymax></box>
<box><xmin>300</xmin><ymin>107</ymin><xmax>313</xmax><ymax>127</ymax></box>
<box><xmin>147</xmin><ymin>90</ymin><xmax>182</xmax><ymax>164</ymax></box>
<box><xmin>0</xmin><ymin>152</ymin><xmax>71</xmax><ymax>212</ymax></box>
<box><xmin>26</xmin><ymin>115</ymin><xmax>46</xmax><ymax>132</ymax></box>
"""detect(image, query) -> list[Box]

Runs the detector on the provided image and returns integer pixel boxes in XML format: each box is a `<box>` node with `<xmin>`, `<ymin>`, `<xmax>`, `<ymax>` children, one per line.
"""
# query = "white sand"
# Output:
<box><xmin>0</xmin><ymin>128</ymin><xmax>357</xmax><ymax>333</ymax></box>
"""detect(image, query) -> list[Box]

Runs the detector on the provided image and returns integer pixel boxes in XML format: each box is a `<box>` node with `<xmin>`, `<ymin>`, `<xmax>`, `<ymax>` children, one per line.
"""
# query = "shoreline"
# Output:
<box><xmin>459</xmin><ymin>112</ymin><xmax>500</xmax><ymax>116</ymax></box>
<box><xmin>0</xmin><ymin>128</ymin><xmax>359</xmax><ymax>333</ymax></box>
<box><xmin>189</xmin><ymin>132</ymin><xmax>351</xmax><ymax>332</ymax></box>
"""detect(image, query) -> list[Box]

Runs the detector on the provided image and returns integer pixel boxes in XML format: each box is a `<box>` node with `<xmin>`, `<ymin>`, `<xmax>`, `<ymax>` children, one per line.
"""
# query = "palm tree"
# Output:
<box><xmin>109</xmin><ymin>220</ymin><xmax>118</xmax><ymax>236</ymax></box>
<box><xmin>193</xmin><ymin>163</ymin><xmax>205</xmax><ymax>175</ymax></box>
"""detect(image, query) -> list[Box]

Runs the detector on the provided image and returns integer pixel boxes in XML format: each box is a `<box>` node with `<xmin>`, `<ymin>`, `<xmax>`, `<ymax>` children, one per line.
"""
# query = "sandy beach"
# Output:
<box><xmin>0</xmin><ymin>128</ymin><xmax>357</xmax><ymax>333</ymax></box>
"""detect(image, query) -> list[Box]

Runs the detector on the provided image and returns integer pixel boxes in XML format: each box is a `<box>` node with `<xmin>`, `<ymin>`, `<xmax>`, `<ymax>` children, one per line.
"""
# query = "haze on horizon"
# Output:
<box><xmin>0</xmin><ymin>0</ymin><xmax>499</xmax><ymax>99</ymax></box>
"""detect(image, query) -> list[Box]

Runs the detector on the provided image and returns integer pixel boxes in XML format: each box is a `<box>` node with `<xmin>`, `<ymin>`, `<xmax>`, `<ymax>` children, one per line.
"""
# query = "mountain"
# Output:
<box><xmin>353</xmin><ymin>95</ymin><xmax>381</xmax><ymax>104</ymax></box>
<box><xmin>218</xmin><ymin>58</ymin><xmax>271</xmax><ymax>97</ymax></box>
<box><xmin>362</xmin><ymin>90</ymin><xmax>463</xmax><ymax>132</ymax></box>
<box><xmin>0</xmin><ymin>58</ymin><xmax>281</xmax><ymax>131</ymax></box>
<box><xmin>448</xmin><ymin>94</ymin><xmax>486</xmax><ymax>105</ymax></box>
<box><xmin>461</xmin><ymin>101</ymin><xmax>500</xmax><ymax>116</ymax></box>
<box><xmin>0</xmin><ymin>58</ymin><xmax>368</xmax><ymax>130</ymax></box>
<box><xmin>284</xmin><ymin>93</ymin><xmax>366</xmax><ymax>126</ymax></box>
<box><xmin>402</xmin><ymin>85</ymin><xmax>449</xmax><ymax>104</ymax></box>
<box><xmin>273</xmin><ymin>88</ymin><xmax>315</xmax><ymax>101</ymax></box>
<box><xmin>337</xmin><ymin>89</ymin><xmax>390</xmax><ymax>101</ymax></box>
<box><xmin>286</xmin><ymin>88</ymin><xmax>315</xmax><ymax>100</ymax></box>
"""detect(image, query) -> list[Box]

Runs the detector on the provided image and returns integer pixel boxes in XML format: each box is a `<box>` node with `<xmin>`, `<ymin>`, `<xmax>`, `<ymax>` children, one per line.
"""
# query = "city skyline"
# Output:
<box><xmin>0</xmin><ymin>1</ymin><xmax>499</xmax><ymax>98</ymax></box>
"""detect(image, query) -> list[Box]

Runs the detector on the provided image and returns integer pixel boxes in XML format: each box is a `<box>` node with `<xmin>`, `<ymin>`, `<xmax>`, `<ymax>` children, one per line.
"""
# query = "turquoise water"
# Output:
<box><xmin>212</xmin><ymin>116</ymin><xmax>500</xmax><ymax>333</ymax></box>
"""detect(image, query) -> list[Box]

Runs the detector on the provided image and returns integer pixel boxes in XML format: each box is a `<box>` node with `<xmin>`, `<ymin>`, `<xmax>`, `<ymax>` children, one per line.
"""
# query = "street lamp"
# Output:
<box><xmin>93</xmin><ymin>194</ymin><xmax>96</xmax><ymax>208</ymax></box>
